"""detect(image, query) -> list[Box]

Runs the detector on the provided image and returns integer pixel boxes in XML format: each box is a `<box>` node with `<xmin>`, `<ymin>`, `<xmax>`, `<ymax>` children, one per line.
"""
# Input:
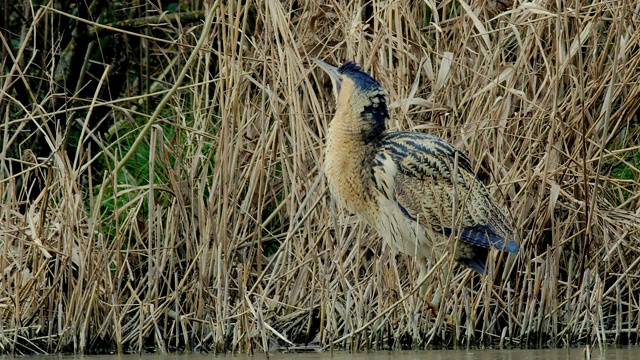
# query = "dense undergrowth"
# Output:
<box><xmin>1</xmin><ymin>0</ymin><xmax>640</xmax><ymax>355</ymax></box>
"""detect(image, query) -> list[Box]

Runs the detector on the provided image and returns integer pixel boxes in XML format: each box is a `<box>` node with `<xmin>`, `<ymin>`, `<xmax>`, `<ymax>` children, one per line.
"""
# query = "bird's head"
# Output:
<box><xmin>312</xmin><ymin>58</ymin><xmax>388</xmax><ymax>141</ymax></box>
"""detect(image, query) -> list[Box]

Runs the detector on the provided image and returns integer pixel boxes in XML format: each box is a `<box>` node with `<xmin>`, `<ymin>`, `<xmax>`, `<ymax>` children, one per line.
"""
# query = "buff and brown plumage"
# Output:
<box><xmin>312</xmin><ymin>58</ymin><xmax>518</xmax><ymax>295</ymax></box>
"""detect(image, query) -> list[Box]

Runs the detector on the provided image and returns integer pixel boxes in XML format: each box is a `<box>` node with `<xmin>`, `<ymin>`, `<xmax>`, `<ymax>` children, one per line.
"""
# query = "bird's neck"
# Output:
<box><xmin>331</xmin><ymin>90</ymin><xmax>387</xmax><ymax>143</ymax></box>
<box><xmin>324</xmin><ymin>99</ymin><xmax>387</xmax><ymax>216</ymax></box>
<box><xmin>326</xmin><ymin>98</ymin><xmax>385</xmax><ymax>163</ymax></box>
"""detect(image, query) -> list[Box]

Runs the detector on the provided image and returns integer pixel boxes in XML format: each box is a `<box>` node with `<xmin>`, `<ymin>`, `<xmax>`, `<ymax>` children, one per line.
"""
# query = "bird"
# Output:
<box><xmin>311</xmin><ymin>57</ymin><xmax>519</xmax><ymax>301</ymax></box>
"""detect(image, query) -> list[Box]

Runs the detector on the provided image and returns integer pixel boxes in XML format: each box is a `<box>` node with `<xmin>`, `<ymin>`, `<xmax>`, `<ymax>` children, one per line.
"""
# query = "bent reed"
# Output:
<box><xmin>2</xmin><ymin>0</ymin><xmax>640</xmax><ymax>354</ymax></box>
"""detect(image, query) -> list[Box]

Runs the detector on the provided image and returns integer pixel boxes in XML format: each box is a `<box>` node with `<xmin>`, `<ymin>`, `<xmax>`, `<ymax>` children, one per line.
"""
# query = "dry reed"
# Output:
<box><xmin>1</xmin><ymin>0</ymin><xmax>640</xmax><ymax>354</ymax></box>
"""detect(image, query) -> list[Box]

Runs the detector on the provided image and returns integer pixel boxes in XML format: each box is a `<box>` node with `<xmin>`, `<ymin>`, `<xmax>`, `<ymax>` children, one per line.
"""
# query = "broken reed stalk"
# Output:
<box><xmin>2</xmin><ymin>0</ymin><xmax>640</xmax><ymax>354</ymax></box>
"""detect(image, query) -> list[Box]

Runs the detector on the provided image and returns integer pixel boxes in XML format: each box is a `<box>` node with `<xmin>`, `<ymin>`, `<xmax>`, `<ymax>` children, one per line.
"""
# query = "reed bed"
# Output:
<box><xmin>2</xmin><ymin>0</ymin><xmax>640</xmax><ymax>354</ymax></box>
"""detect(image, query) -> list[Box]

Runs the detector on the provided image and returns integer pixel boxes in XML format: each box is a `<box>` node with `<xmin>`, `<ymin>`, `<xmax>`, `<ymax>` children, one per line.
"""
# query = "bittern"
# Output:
<box><xmin>312</xmin><ymin>58</ymin><xmax>518</xmax><ymax>298</ymax></box>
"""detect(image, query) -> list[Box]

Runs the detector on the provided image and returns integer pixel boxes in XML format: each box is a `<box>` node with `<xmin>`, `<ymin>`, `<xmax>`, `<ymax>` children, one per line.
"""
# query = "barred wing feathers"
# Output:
<box><xmin>376</xmin><ymin>132</ymin><xmax>518</xmax><ymax>256</ymax></box>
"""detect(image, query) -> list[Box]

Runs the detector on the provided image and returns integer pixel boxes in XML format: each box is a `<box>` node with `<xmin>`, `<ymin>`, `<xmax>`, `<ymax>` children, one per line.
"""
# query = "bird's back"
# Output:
<box><xmin>369</xmin><ymin>131</ymin><xmax>517</xmax><ymax>272</ymax></box>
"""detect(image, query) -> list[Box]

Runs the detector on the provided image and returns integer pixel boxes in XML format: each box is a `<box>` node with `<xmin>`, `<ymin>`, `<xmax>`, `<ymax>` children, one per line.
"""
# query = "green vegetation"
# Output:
<box><xmin>2</xmin><ymin>0</ymin><xmax>640</xmax><ymax>355</ymax></box>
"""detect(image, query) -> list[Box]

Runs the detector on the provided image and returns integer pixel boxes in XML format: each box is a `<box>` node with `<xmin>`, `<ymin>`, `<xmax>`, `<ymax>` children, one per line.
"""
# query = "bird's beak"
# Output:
<box><xmin>312</xmin><ymin>57</ymin><xmax>342</xmax><ymax>98</ymax></box>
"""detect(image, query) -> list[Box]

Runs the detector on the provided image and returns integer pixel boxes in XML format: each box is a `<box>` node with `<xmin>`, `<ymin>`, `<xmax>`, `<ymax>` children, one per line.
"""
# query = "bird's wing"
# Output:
<box><xmin>375</xmin><ymin>132</ymin><xmax>518</xmax><ymax>253</ymax></box>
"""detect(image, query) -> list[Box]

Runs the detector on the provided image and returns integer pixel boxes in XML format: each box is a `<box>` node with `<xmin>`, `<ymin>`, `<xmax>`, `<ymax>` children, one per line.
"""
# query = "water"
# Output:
<box><xmin>12</xmin><ymin>348</ymin><xmax>640</xmax><ymax>360</ymax></box>
<box><xmin>267</xmin><ymin>348</ymin><xmax>640</xmax><ymax>360</ymax></box>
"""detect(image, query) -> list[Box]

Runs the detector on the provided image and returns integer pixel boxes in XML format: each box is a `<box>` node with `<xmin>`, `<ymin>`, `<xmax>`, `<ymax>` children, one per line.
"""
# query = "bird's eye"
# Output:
<box><xmin>339</xmin><ymin>76</ymin><xmax>343</xmax><ymax>82</ymax></box>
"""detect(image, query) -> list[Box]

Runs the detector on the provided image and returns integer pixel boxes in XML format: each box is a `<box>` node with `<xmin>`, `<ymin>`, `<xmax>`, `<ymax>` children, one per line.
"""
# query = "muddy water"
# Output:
<box><xmin>25</xmin><ymin>348</ymin><xmax>640</xmax><ymax>360</ymax></box>
<box><xmin>268</xmin><ymin>348</ymin><xmax>637</xmax><ymax>360</ymax></box>
<box><xmin>271</xmin><ymin>348</ymin><xmax>640</xmax><ymax>360</ymax></box>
